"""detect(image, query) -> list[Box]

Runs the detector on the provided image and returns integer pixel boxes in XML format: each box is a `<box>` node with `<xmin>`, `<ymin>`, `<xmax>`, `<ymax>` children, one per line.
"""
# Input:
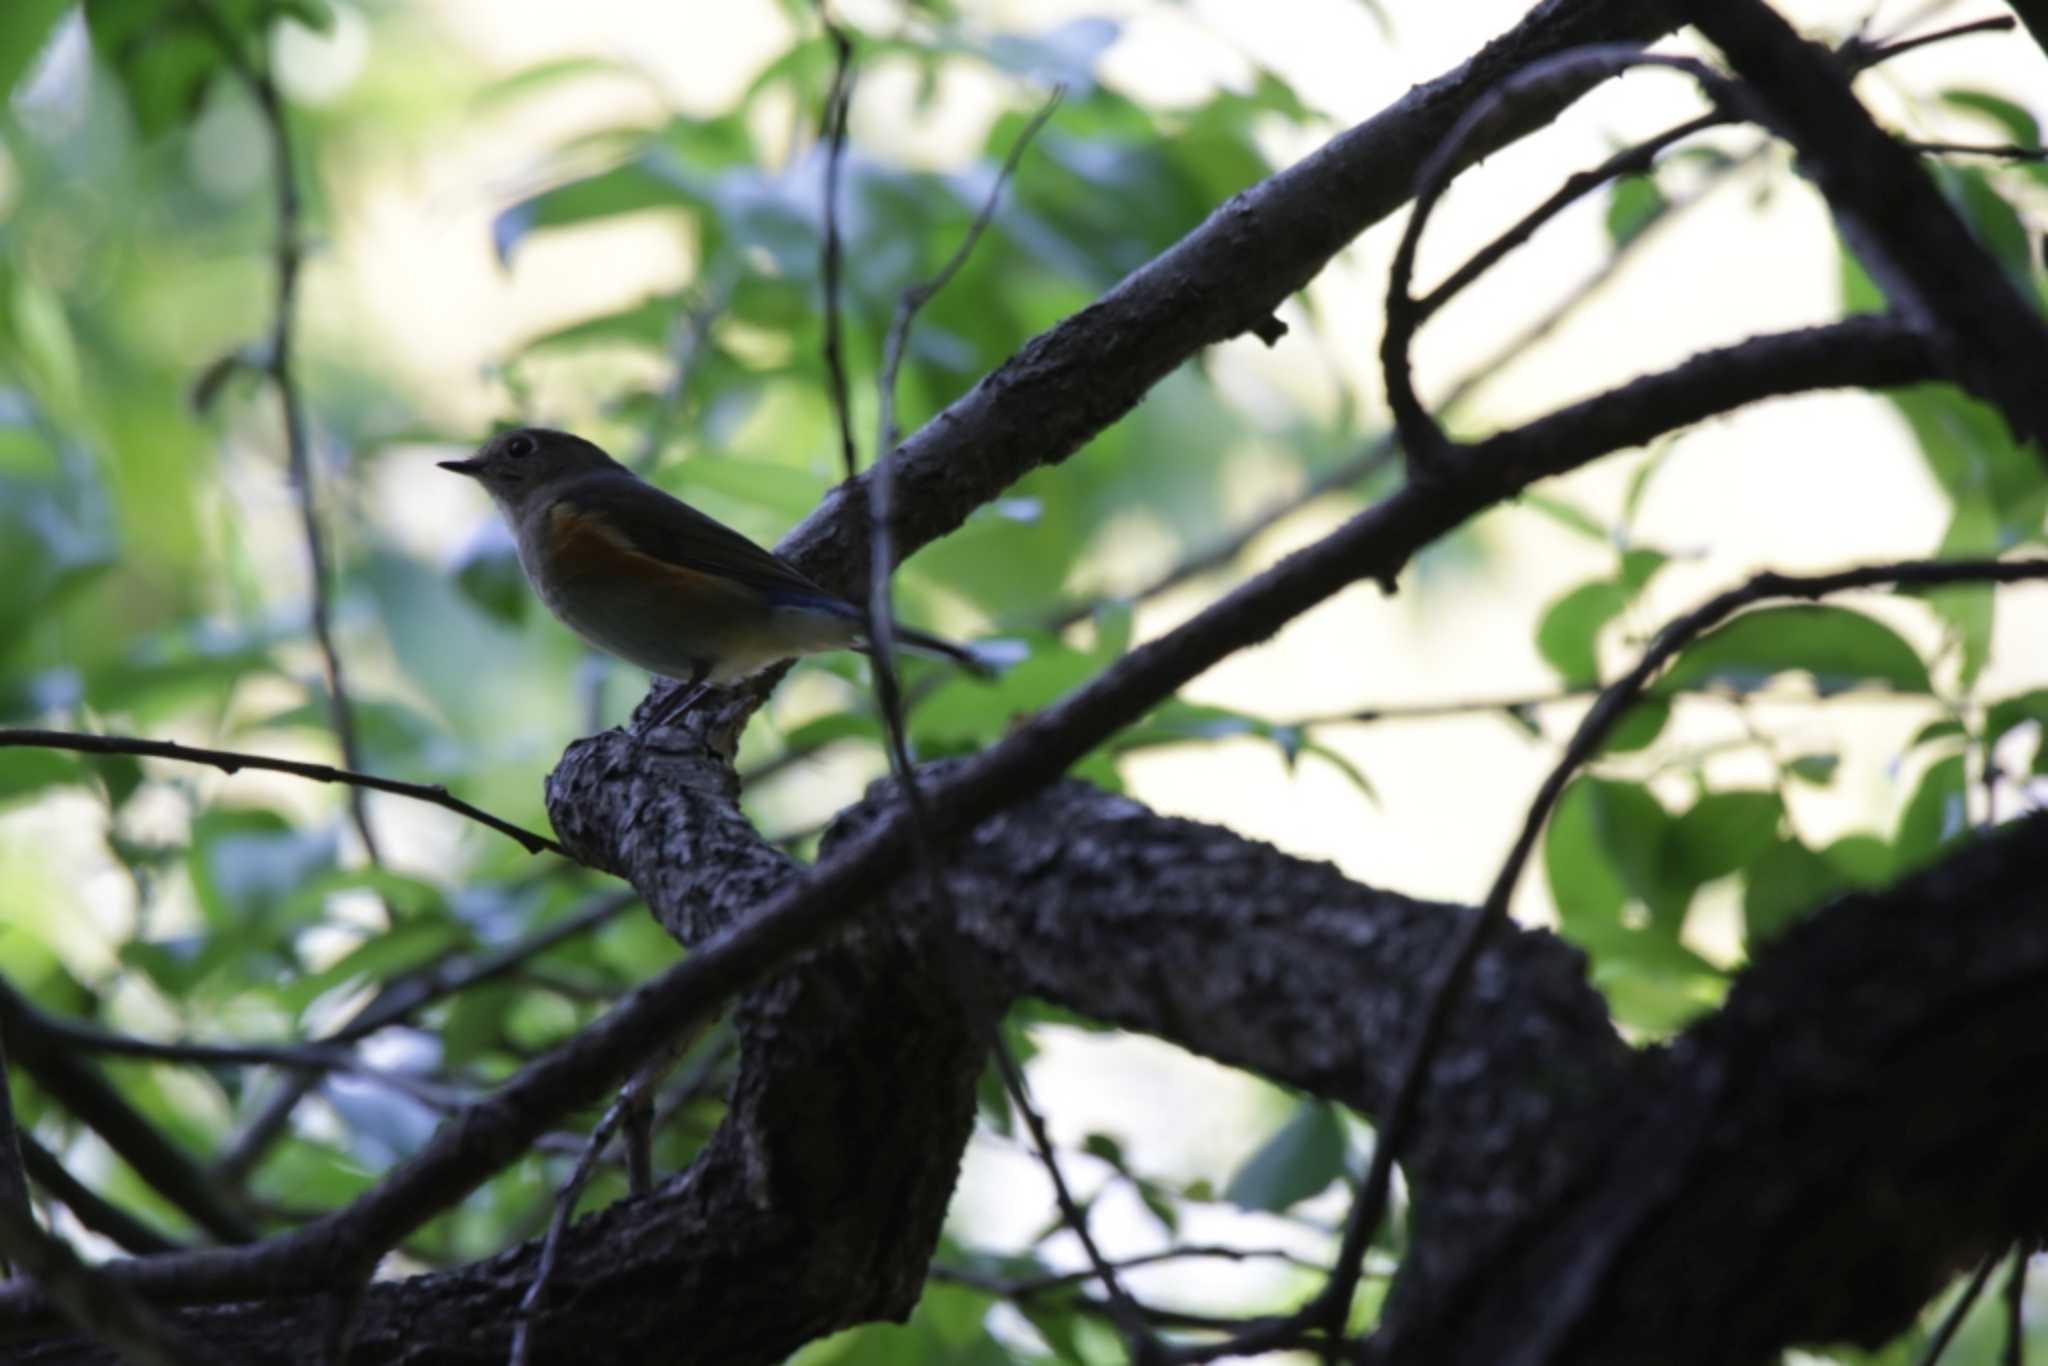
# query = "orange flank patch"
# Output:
<box><xmin>545</xmin><ymin>501</ymin><xmax>759</xmax><ymax>608</ymax></box>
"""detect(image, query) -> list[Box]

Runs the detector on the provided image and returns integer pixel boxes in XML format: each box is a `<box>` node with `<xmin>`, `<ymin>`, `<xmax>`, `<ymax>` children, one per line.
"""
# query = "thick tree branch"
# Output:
<box><xmin>1679</xmin><ymin>0</ymin><xmax>2048</xmax><ymax>450</ymax></box>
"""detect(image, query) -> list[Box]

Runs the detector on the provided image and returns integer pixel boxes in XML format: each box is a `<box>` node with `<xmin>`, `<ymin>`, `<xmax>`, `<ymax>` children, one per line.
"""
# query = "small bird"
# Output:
<box><xmin>439</xmin><ymin>427</ymin><xmax>986</xmax><ymax>730</ymax></box>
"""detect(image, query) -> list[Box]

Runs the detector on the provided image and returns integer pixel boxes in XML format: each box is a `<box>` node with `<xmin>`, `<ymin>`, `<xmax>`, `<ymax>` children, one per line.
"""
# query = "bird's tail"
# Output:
<box><xmin>868</xmin><ymin>622</ymin><xmax>996</xmax><ymax>678</ymax></box>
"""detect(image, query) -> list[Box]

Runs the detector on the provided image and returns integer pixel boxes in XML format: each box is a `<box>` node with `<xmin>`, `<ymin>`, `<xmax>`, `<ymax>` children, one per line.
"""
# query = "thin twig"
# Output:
<box><xmin>507</xmin><ymin>1030</ymin><xmax>703</xmax><ymax>1366</ymax></box>
<box><xmin>1382</xmin><ymin>49</ymin><xmax>1727</xmax><ymax>475</ymax></box>
<box><xmin>875</xmin><ymin>87</ymin><xmax>1064</xmax><ymax>458</ymax></box>
<box><xmin>1320</xmin><ymin>557</ymin><xmax>2048</xmax><ymax>1357</ymax></box>
<box><xmin>818</xmin><ymin>11</ymin><xmax>860</xmax><ymax>481</ymax></box>
<box><xmin>931</xmin><ymin>1243</ymin><xmax>1333</xmax><ymax>1301</ymax></box>
<box><xmin>1919</xmin><ymin>1249</ymin><xmax>2004</xmax><ymax>1366</ymax></box>
<box><xmin>856</xmin><ymin>85</ymin><xmax>1060</xmax><ymax>898</ymax></box>
<box><xmin>0</xmin><ymin>729</ymin><xmax>565</xmax><ymax>856</ymax></box>
<box><xmin>994</xmin><ymin>1039</ymin><xmax>1162</xmax><ymax>1362</ymax></box>
<box><xmin>1902</xmin><ymin>139</ymin><xmax>2048</xmax><ymax>161</ymax></box>
<box><xmin>189</xmin><ymin>1</ymin><xmax>381</xmax><ymax>863</ymax></box>
<box><xmin>632</xmin><ymin>280</ymin><xmax>730</xmax><ymax>475</ymax></box>
<box><xmin>507</xmin><ymin>1088</ymin><xmax>634</xmax><ymax>1366</ymax></box>
<box><xmin>1037</xmin><ymin>131</ymin><xmax>1756</xmax><ymax>638</ymax></box>
<box><xmin>2005</xmin><ymin>1241</ymin><xmax>2029</xmax><ymax>1366</ymax></box>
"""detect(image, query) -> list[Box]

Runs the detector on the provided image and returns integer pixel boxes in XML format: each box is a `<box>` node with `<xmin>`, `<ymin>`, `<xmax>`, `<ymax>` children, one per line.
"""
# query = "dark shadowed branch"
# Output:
<box><xmin>1681</xmin><ymin>0</ymin><xmax>2048</xmax><ymax>448</ymax></box>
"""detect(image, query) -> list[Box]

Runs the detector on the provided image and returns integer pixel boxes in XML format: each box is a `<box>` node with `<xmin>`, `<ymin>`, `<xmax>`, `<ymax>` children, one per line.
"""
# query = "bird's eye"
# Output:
<box><xmin>504</xmin><ymin>433</ymin><xmax>536</xmax><ymax>459</ymax></box>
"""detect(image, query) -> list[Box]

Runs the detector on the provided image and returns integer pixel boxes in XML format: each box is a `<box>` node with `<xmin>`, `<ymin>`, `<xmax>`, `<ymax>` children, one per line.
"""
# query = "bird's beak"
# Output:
<box><xmin>438</xmin><ymin>457</ymin><xmax>485</xmax><ymax>476</ymax></box>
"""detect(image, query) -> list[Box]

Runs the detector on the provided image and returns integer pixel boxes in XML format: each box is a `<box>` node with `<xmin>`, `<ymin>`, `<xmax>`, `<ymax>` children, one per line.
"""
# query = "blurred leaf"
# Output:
<box><xmin>975</xmin><ymin>17</ymin><xmax>1119</xmax><ymax>89</ymax></box>
<box><xmin>1942</xmin><ymin>90</ymin><xmax>2042</xmax><ymax>150</ymax></box>
<box><xmin>1894</xmin><ymin>753</ymin><xmax>1969</xmax><ymax>872</ymax></box>
<box><xmin>1666</xmin><ymin>790</ymin><xmax>1782</xmax><ymax>888</ymax></box>
<box><xmin>0</xmin><ymin>749</ymin><xmax>87</xmax><ymax>805</ymax></box>
<box><xmin>1605</xmin><ymin>172</ymin><xmax>1668</xmax><ymax>248</ymax></box>
<box><xmin>0</xmin><ymin>0</ymin><xmax>70</xmax><ymax>103</ymax></box>
<box><xmin>451</xmin><ymin>531</ymin><xmax>528</xmax><ymax>627</ymax></box>
<box><xmin>1987</xmin><ymin>688</ymin><xmax>2048</xmax><ymax>774</ymax></box>
<box><xmin>1787</xmin><ymin>753</ymin><xmax>1839</xmax><ymax>786</ymax></box>
<box><xmin>280</xmin><ymin>919</ymin><xmax>469</xmax><ymax>1012</ymax></box>
<box><xmin>1743</xmin><ymin>834</ymin><xmax>1889</xmax><ymax>943</ymax></box>
<box><xmin>1601</xmin><ymin>696</ymin><xmax>1669</xmax><ymax>755</ymax></box>
<box><xmin>84</xmin><ymin>0</ymin><xmax>240</xmax><ymax>138</ymax></box>
<box><xmin>0</xmin><ymin>467</ymin><xmax>120</xmax><ymax>667</ymax></box>
<box><xmin>1223</xmin><ymin>1099</ymin><xmax>1347</xmax><ymax>1212</ymax></box>
<box><xmin>1523</xmin><ymin>492</ymin><xmax>1609</xmax><ymax>544</ymax></box>
<box><xmin>188</xmin><ymin>806</ymin><xmax>337</xmax><ymax>932</ymax></box>
<box><xmin>1537</xmin><ymin>580</ymin><xmax>1628</xmax><ymax>687</ymax></box>
<box><xmin>1658</xmin><ymin>605</ymin><xmax>1930</xmax><ymax>697</ymax></box>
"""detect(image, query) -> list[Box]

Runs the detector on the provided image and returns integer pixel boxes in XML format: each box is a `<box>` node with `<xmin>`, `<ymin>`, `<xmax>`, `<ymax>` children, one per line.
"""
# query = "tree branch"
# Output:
<box><xmin>0</xmin><ymin>730</ymin><xmax>565</xmax><ymax>857</ymax></box>
<box><xmin>1679</xmin><ymin>0</ymin><xmax>2048</xmax><ymax>450</ymax></box>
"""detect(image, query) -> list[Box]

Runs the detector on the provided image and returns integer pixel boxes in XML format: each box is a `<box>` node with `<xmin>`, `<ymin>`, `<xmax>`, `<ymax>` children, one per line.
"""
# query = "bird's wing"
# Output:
<box><xmin>552</xmin><ymin>472</ymin><xmax>854</xmax><ymax>614</ymax></box>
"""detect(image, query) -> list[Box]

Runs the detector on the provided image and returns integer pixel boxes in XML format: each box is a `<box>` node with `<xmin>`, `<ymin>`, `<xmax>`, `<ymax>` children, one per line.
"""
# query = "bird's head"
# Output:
<box><xmin>438</xmin><ymin>427</ymin><xmax>620</xmax><ymax>514</ymax></box>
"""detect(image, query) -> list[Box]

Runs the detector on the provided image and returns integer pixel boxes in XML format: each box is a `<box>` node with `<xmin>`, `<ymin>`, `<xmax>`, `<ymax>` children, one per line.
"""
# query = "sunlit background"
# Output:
<box><xmin>3</xmin><ymin>0</ymin><xmax>2046</xmax><ymax>1358</ymax></box>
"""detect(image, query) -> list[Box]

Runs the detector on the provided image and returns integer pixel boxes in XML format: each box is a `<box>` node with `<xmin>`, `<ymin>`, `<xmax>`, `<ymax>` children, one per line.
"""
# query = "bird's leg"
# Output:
<box><xmin>639</xmin><ymin>663</ymin><xmax>712</xmax><ymax>734</ymax></box>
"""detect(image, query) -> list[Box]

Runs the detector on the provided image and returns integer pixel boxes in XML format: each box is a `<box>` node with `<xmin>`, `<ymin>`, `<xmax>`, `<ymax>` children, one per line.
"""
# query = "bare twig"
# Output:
<box><xmin>1035</xmin><ymin>131</ymin><xmax>1749</xmax><ymax>637</ymax></box>
<box><xmin>507</xmin><ymin>1088</ymin><xmax>637</xmax><ymax>1366</ymax></box>
<box><xmin>993</xmin><ymin>1039</ymin><xmax>1162</xmax><ymax>1362</ymax></box>
<box><xmin>1682</xmin><ymin>0</ymin><xmax>2048</xmax><ymax>448</ymax></box>
<box><xmin>1382</xmin><ymin>49</ymin><xmax>1728</xmax><ymax>475</ymax></box>
<box><xmin>931</xmin><ymin>1243</ymin><xmax>1333</xmax><ymax>1301</ymax></box>
<box><xmin>189</xmin><ymin>1</ymin><xmax>381</xmax><ymax>862</ymax></box>
<box><xmin>2005</xmin><ymin>1242</ymin><xmax>2029</xmax><ymax>1366</ymax></box>
<box><xmin>818</xmin><ymin>12</ymin><xmax>859</xmax><ymax>481</ymax></box>
<box><xmin>1902</xmin><ymin>139</ymin><xmax>2048</xmax><ymax>161</ymax></box>
<box><xmin>875</xmin><ymin>87</ymin><xmax>1064</xmax><ymax>459</ymax></box>
<box><xmin>1918</xmin><ymin>1249</ymin><xmax>2004</xmax><ymax>1366</ymax></box>
<box><xmin>0</xmin><ymin>729</ymin><xmax>565</xmax><ymax>856</ymax></box>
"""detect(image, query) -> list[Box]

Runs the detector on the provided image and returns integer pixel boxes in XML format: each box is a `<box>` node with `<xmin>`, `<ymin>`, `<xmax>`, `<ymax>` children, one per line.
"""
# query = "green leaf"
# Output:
<box><xmin>1743</xmin><ymin>834</ymin><xmax>1889</xmax><ymax>943</ymax></box>
<box><xmin>1601</xmin><ymin>696</ymin><xmax>1670</xmax><ymax>755</ymax></box>
<box><xmin>1223</xmin><ymin>1099</ymin><xmax>1348</xmax><ymax>1213</ymax></box>
<box><xmin>0</xmin><ymin>469</ymin><xmax>119</xmax><ymax>667</ymax></box>
<box><xmin>1894</xmin><ymin>753</ymin><xmax>1969</xmax><ymax>872</ymax></box>
<box><xmin>1658</xmin><ymin>605</ymin><xmax>1931</xmax><ymax>698</ymax></box>
<box><xmin>0</xmin><ymin>0</ymin><xmax>70</xmax><ymax>104</ymax></box>
<box><xmin>1546</xmin><ymin>776</ymin><xmax>1627</xmax><ymax>927</ymax></box>
<box><xmin>1618</xmin><ymin>547</ymin><xmax>1670</xmax><ymax>595</ymax></box>
<box><xmin>1537</xmin><ymin>580</ymin><xmax>1628</xmax><ymax>687</ymax></box>
<box><xmin>1582</xmin><ymin>778</ymin><xmax>1688</xmax><ymax>925</ymax></box>
<box><xmin>1523</xmin><ymin>492</ymin><xmax>1610</xmax><ymax>545</ymax></box>
<box><xmin>1605</xmin><ymin>172</ymin><xmax>1668</xmax><ymax>248</ymax></box>
<box><xmin>1666</xmin><ymin>790</ymin><xmax>1782</xmax><ymax>889</ymax></box>
<box><xmin>451</xmin><ymin>533</ymin><xmax>529</xmax><ymax>626</ymax></box>
<box><xmin>1987</xmin><ymin>689</ymin><xmax>2048</xmax><ymax>775</ymax></box>
<box><xmin>0</xmin><ymin>749</ymin><xmax>87</xmax><ymax>805</ymax></box>
<box><xmin>1916</xmin><ymin>491</ymin><xmax>1999</xmax><ymax>687</ymax></box>
<box><xmin>1787</xmin><ymin>753</ymin><xmax>1840</xmax><ymax>786</ymax></box>
<box><xmin>1942</xmin><ymin>90</ymin><xmax>2042</xmax><ymax>150</ymax></box>
<box><xmin>188</xmin><ymin>807</ymin><xmax>338</xmax><ymax>932</ymax></box>
<box><xmin>84</xmin><ymin>0</ymin><xmax>234</xmax><ymax>138</ymax></box>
